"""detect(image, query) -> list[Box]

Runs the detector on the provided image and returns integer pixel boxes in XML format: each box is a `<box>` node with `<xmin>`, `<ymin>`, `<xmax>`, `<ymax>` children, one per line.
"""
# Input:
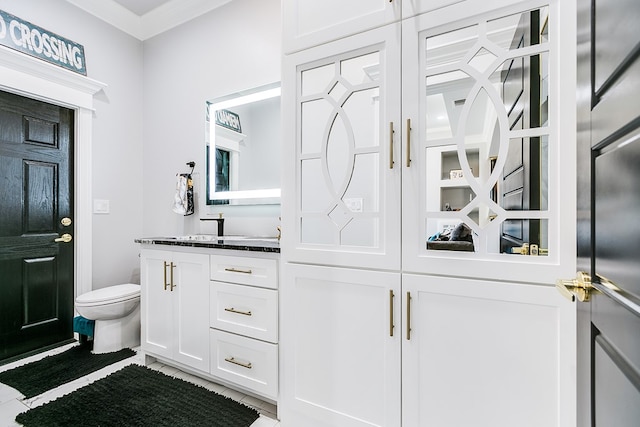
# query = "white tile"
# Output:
<box><xmin>250</xmin><ymin>415</ymin><xmax>280</xmax><ymax>427</ymax></box>
<box><xmin>0</xmin><ymin>399</ymin><xmax>29</xmax><ymax>426</ymax></box>
<box><xmin>202</xmin><ymin>381</ymin><xmax>228</xmax><ymax>395</ymax></box>
<box><xmin>0</xmin><ymin>385</ymin><xmax>22</xmax><ymax>405</ymax></box>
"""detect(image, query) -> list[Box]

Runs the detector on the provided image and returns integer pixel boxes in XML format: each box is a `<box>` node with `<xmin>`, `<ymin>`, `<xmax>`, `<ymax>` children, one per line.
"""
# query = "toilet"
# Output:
<box><xmin>75</xmin><ymin>283</ymin><xmax>141</xmax><ymax>354</ymax></box>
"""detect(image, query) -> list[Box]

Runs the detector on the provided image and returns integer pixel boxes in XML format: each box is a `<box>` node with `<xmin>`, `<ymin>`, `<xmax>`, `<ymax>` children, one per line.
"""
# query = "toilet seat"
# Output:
<box><xmin>76</xmin><ymin>283</ymin><xmax>140</xmax><ymax>307</ymax></box>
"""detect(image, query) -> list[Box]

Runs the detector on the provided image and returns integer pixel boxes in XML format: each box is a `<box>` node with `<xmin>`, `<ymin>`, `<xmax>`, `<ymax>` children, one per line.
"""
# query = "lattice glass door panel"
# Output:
<box><xmin>292</xmin><ymin>26</ymin><xmax>401</xmax><ymax>269</ymax></box>
<box><xmin>418</xmin><ymin>6</ymin><xmax>553</xmax><ymax>258</ymax></box>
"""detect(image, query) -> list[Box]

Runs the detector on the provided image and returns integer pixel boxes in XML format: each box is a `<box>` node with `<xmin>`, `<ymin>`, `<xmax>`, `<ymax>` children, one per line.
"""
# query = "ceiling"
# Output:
<box><xmin>64</xmin><ymin>0</ymin><xmax>232</xmax><ymax>40</ymax></box>
<box><xmin>111</xmin><ymin>0</ymin><xmax>173</xmax><ymax>16</ymax></box>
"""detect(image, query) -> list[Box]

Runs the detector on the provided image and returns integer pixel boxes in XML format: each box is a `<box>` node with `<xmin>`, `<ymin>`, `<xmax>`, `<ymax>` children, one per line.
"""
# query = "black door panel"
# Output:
<box><xmin>0</xmin><ymin>90</ymin><xmax>74</xmax><ymax>362</ymax></box>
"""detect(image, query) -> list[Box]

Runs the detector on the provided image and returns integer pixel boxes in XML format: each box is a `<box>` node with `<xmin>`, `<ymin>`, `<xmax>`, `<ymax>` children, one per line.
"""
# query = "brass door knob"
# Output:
<box><xmin>556</xmin><ymin>271</ymin><xmax>591</xmax><ymax>302</ymax></box>
<box><xmin>54</xmin><ymin>233</ymin><xmax>73</xmax><ymax>243</ymax></box>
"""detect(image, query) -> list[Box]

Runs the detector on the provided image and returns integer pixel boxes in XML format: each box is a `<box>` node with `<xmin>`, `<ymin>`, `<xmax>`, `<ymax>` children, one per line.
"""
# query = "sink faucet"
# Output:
<box><xmin>200</xmin><ymin>213</ymin><xmax>224</xmax><ymax>236</ymax></box>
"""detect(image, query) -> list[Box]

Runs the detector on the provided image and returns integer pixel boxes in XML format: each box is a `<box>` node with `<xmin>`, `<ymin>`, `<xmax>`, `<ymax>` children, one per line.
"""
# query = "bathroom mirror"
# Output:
<box><xmin>205</xmin><ymin>82</ymin><xmax>281</xmax><ymax>206</ymax></box>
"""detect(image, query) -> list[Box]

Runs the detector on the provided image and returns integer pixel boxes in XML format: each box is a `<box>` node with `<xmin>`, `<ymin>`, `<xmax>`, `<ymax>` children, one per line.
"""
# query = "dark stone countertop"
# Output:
<box><xmin>135</xmin><ymin>236</ymin><xmax>280</xmax><ymax>253</ymax></box>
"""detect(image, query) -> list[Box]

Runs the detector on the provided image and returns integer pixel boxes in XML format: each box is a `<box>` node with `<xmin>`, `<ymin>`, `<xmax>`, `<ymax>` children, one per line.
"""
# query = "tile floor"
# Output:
<box><xmin>0</xmin><ymin>343</ymin><xmax>280</xmax><ymax>427</ymax></box>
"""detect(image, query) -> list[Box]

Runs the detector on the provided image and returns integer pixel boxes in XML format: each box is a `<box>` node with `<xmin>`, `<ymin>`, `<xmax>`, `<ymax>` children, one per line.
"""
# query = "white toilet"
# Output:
<box><xmin>75</xmin><ymin>283</ymin><xmax>141</xmax><ymax>354</ymax></box>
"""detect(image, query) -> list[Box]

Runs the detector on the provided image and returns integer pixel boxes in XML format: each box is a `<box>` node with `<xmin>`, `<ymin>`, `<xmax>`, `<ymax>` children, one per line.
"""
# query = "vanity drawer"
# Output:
<box><xmin>210</xmin><ymin>329</ymin><xmax>278</xmax><ymax>400</ymax></box>
<box><xmin>210</xmin><ymin>281</ymin><xmax>278</xmax><ymax>343</ymax></box>
<box><xmin>210</xmin><ymin>255</ymin><xmax>277</xmax><ymax>289</ymax></box>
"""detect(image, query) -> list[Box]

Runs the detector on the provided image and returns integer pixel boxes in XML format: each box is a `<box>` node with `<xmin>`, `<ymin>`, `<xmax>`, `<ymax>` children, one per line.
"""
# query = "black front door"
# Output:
<box><xmin>0</xmin><ymin>89</ymin><xmax>75</xmax><ymax>363</ymax></box>
<box><xmin>577</xmin><ymin>0</ymin><xmax>640</xmax><ymax>424</ymax></box>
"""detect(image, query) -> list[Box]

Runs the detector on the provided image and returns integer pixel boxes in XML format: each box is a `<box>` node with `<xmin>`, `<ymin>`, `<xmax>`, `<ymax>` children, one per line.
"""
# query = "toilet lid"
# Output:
<box><xmin>76</xmin><ymin>283</ymin><xmax>140</xmax><ymax>304</ymax></box>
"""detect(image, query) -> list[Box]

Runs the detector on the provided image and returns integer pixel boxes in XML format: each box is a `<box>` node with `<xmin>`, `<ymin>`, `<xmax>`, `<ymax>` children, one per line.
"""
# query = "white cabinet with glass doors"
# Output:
<box><xmin>280</xmin><ymin>0</ymin><xmax>577</xmax><ymax>426</ymax></box>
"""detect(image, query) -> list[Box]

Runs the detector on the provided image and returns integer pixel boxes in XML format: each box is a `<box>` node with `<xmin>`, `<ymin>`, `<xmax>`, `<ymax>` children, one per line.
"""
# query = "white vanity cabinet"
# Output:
<box><xmin>209</xmin><ymin>253</ymin><xmax>279</xmax><ymax>400</ymax></box>
<box><xmin>140</xmin><ymin>244</ymin><xmax>280</xmax><ymax>402</ymax></box>
<box><xmin>281</xmin><ymin>0</ymin><xmax>578</xmax><ymax>426</ymax></box>
<box><xmin>140</xmin><ymin>248</ymin><xmax>210</xmax><ymax>372</ymax></box>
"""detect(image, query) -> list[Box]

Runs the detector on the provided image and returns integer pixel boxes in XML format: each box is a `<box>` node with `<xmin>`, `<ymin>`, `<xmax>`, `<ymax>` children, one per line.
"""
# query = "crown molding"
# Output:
<box><xmin>65</xmin><ymin>0</ymin><xmax>233</xmax><ymax>41</ymax></box>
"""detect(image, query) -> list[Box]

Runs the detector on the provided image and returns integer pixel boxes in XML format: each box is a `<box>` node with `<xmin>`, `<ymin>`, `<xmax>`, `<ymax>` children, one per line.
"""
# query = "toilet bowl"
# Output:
<box><xmin>75</xmin><ymin>283</ymin><xmax>141</xmax><ymax>354</ymax></box>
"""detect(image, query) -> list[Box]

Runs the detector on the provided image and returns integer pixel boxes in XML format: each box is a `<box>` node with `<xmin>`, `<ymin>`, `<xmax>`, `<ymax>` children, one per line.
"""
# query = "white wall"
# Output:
<box><xmin>142</xmin><ymin>0</ymin><xmax>282</xmax><ymax>238</ymax></box>
<box><xmin>0</xmin><ymin>0</ymin><xmax>282</xmax><ymax>292</ymax></box>
<box><xmin>0</xmin><ymin>0</ymin><xmax>144</xmax><ymax>289</ymax></box>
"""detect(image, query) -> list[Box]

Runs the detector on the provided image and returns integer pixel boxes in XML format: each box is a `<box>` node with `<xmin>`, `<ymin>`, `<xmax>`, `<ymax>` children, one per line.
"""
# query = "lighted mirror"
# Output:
<box><xmin>424</xmin><ymin>6</ymin><xmax>550</xmax><ymax>255</ymax></box>
<box><xmin>205</xmin><ymin>82</ymin><xmax>281</xmax><ymax>206</ymax></box>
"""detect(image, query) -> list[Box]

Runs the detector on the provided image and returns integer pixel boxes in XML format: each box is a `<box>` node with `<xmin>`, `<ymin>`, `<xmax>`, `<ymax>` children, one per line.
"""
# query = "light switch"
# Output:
<box><xmin>93</xmin><ymin>199</ymin><xmax>110</xmax><ymax>214</ymax></box>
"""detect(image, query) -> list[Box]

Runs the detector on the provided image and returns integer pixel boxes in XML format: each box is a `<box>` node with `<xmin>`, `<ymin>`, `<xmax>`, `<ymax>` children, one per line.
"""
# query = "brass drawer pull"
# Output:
<box><xmin>224</xmin><ymin>357</ymin><xmax>252</xmax><ymax>369</ymax></box>
<box><xmin>224</xmin><ymin>267</ymin><xmax>253</xmax><ymax>274</ymax></box>
<box><xmin>224</xmin><ymin>307</ymin><xmax>252</xmax><ymax>316</ymax></box>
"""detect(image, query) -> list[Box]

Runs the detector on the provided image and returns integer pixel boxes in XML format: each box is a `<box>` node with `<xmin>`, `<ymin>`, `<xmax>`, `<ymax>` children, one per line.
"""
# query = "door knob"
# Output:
<box><xmin>556</xmin><ymin>271</ymin><xmax>591</xmax><ymax>302</ymax></box>
<box><xmin>54</xmin><ymin>233</ymin><xmax>73</xmax><ymax>243</ymax></box>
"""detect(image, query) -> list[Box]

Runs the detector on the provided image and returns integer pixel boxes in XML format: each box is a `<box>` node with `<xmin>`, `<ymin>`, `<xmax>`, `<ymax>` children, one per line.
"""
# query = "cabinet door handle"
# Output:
<box><xmin>406</xmin><ymin>291</ymin><xmax>412</xmax><ymax>340</ymax></box>
<box><xmin>389</xmin><ymin>122</ymin><xmax>395</xmax><ymax>169</ymax></box>
<box><xmin>225</xmin><ymin>357</ymin><xmax>252</xmax><ymax>369</ymax></box>
<box><xmin>163</xmin><ymin>261</ymin><xmax>170</xmax><ymax>290</ymax></box>
<box><xmin>406</xmin><ymin>118</ymin><xmax>412</xmax><ymax>167</ymax></box>
<box><xmin>224</xmin><ymin>267</ymin><xmax>253</xmax><ymax>274</ymax></box>
<box><xmin>224</xmin><ymin>307</ymin><xmax>252</xmax><ymax>316</ymax></box>
<box><xmin>170</xmin><ymin>262</ymin><xmax>176</xmax><ymax>291</ymax></box>
<box><xmin>389</xmin><ymin>290</ymin><xmax>395</xmax><ymax>337</ymax></box>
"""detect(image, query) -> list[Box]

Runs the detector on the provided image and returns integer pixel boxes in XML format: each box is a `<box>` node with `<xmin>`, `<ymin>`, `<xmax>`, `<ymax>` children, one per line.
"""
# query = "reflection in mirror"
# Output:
<box><xmin>423</xmin><ymin>6</ymin><xmax>550</xmax><ymax>255</ymax></box>
<box><xmin>206</xmin><ymin>83</ymin><xmax>281</xmax><ymax>206</ymax></box>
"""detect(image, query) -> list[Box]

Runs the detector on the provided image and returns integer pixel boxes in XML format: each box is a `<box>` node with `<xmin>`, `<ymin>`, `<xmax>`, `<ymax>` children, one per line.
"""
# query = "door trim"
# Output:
<box><xmin>0</xmin><ymin>45</ymin><xmax>106</xmax><ymax>299</ymax></box>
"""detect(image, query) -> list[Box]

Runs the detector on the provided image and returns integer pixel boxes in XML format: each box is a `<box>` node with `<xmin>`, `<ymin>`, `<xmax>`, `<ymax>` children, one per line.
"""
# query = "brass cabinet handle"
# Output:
<box><xmin>224</xmin><ymin>307</ymin><xmax>252</xmax><ymax>316</ymax></box>
<box><xmin>224</xmin><ymin>267</ymin><xmax>253</xmax><ymax>274</ymax></box>
<box><xmin>54</xmin><ymin>233</ymin><xmax>72</xmax><ymax>243</ymax></box>
<box><xmin>163</xmin><ymin>262</ymin><xmax>170</xmax><ymax>290</ymax></box>
<box><xmin>224</xmin><ymin>357</ymin><xmax>252</xmax><ymax>369</ymax></box>
<box><xmin>406</xmin><ymin>118</ymin><xmax>412</xmax><ymax>167</ymax></box>
<box><xmin>406</xmin><ymin>291</ymin><xmax>412</xmax><ymax>340</ymax></box>
<box><xmin>389</xmin><ymin>290</ymin><xmax>395</xmax><ymax>336</ymax></box>
<box><xmin>170</xmin><ymin>262</ymin><xmax>176</xmax><ymax>291</ymax></box>
<box><xmin>389</xmin><ymin>122</ymin><xmax>395</xmax><ymax>169</ymax></box>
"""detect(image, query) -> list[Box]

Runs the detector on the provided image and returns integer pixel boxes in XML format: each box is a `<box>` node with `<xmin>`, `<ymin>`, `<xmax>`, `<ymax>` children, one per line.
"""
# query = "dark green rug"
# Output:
<box><xmin>0</xmin><ymin>344</ymin><xmax>135</xmax><ymax>398</ymax></box>
<box><xmin>15</xmin><ymin>364</ymin><xmax>261</xmax><ymax>427</ymax></box>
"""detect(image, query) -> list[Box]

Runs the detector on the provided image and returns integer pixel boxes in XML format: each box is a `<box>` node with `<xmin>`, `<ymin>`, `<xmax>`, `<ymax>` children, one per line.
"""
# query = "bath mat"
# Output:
<box><xmin>0</xmin><ymin>344</ymin><xmax>135</xmax><ymax>398</ymax></box>
<box><xmin>15</xmin><ymin>364</ymin><xmax>261</xmax><ymax>427</ymax></box>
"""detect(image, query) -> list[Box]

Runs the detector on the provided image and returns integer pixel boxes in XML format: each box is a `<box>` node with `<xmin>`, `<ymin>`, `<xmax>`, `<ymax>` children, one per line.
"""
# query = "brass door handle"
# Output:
<box><xmin>54</xmin><ymin>233</ymin><xmax>72</xmax><ymax>243</ymax></box>
<box><xmin>556</xmin><ymin>271</ymin><xmax>591</xmax><ymax>302</ymax></box>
